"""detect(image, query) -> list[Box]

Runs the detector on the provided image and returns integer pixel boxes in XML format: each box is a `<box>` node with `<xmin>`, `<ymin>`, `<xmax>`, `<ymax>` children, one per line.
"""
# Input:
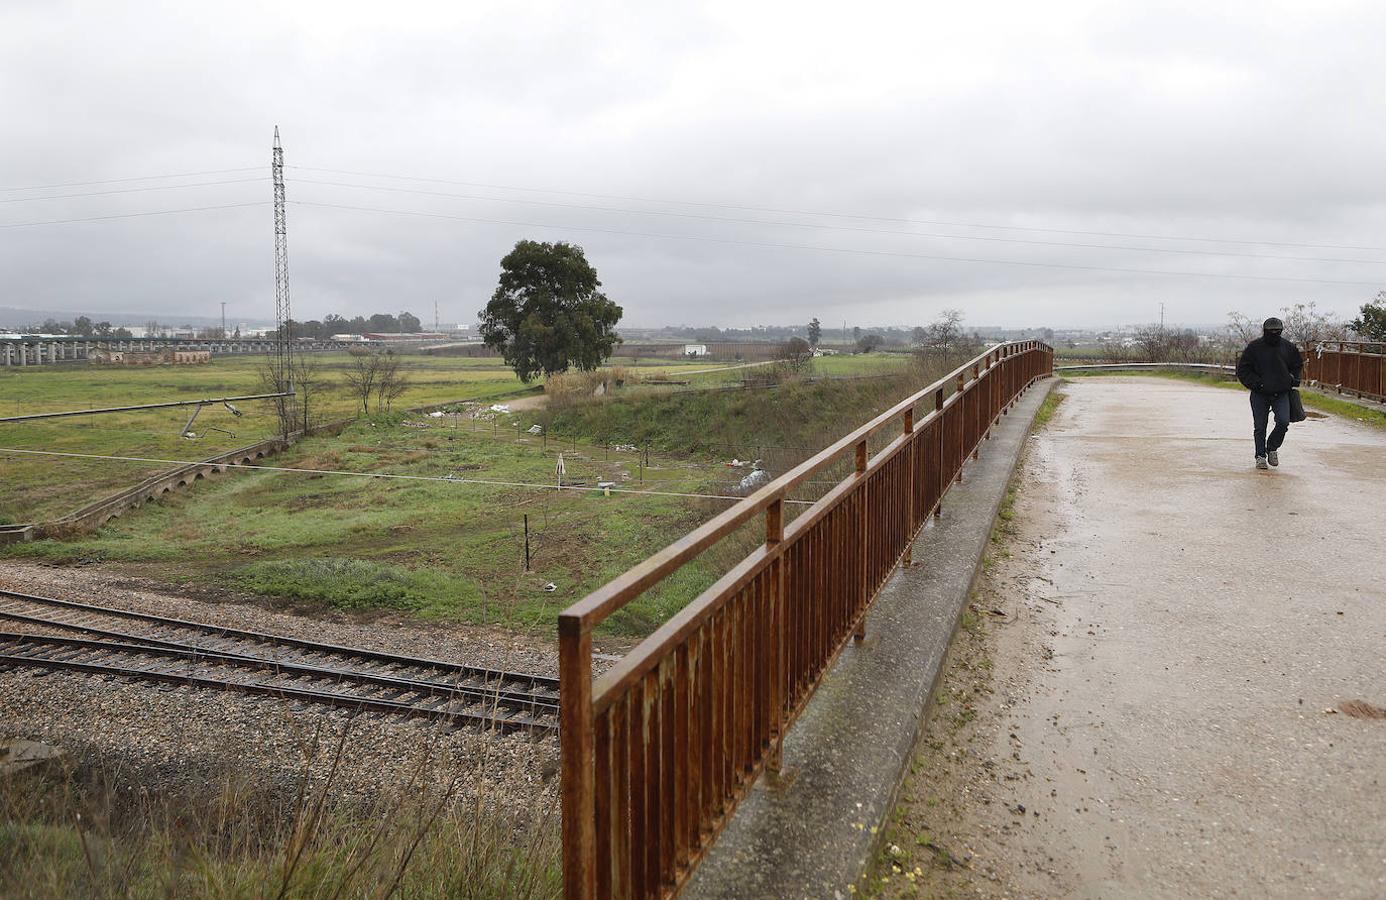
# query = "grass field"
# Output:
<box><xmin>1</xmin><ymin>351</ymin><xmax>923</xmax><ymax>635</ymax></box>
<box><xmin>0</xmin><ymin>353</ymin><xmax>737</xmax><ymax>525</ymax></box>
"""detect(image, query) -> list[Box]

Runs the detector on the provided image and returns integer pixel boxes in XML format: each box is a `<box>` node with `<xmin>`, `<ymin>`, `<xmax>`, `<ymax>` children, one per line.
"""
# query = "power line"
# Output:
<box><xmin>290</xmin><ymin>199</ymin><xmax>1386</xmax><ymax>288</ymax></box>
<box><xmin>291</xmin><ymin>163</ymin><xmax>1386</xmax><ymax>253</ymax></box>
<box><xmin>0</xmin><ymin>202</ymin><xmax>268</xmax><ymax>229</ymax></box>
<box><xmin>0</xmin><ymin>446</ymin><xmax>816</xmax><ymax>505</ymax></box>
<box><xmin>0</xmin><ymin>167</ymin><xmax>261</xmax><ymax>194</ymax></box>
<box><xmin>290</xmin><ymin>176</ymin><xmax>1386</xmax><ymax>266</ymax></box>
<box><xmin>0</xmin><ymin>177</ymin><xmax>265</xmax><ymax>205</ymax></box>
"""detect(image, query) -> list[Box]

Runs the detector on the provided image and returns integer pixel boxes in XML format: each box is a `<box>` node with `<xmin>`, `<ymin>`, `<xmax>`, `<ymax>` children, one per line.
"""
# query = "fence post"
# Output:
<box><xmin>954</xmin><ymin>373</ymin><xmax>966</xmax><ymax>484</ymax></box>
<box><xmin>902</xmin><ymin>407</ymin><xmax>915</xmax><ymax>567</ymax></box>
<box><xmin>559</xmin><ymin>615</ymin><xmax>596</xmax><ymax>900</ymax></box>
<box><xmin>854</xmin><ymin>438</ymin><xmax>868</xmax><ymax>642</ymax></box>
<box><xmin>766</xmin><ymin>495</ymin><xmax>786</xmax><ymax>771</ymax></box>
<box><xmin>934</xmin><ymin>388</ymin><xmax>945</xmax><ymax>518</ymax></box>
<box><xmin>971</xmin><ymin>363</ymin><xmax>982</xmax><ymax>459</ymax></box>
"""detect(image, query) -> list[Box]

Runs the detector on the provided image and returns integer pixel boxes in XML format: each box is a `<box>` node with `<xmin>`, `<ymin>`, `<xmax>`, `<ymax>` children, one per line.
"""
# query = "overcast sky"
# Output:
<box><xmin>2</xmin><ymin>0</ymin><xmax>1384</xmax><ymax>330</ymax></box>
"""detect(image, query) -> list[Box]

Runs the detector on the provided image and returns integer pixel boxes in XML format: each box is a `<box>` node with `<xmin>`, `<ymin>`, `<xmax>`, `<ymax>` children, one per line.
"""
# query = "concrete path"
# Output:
<box><xmin>988</xmin><ymin>376</ymin><xmax>1386</xmax><ymax>897</ymax></box>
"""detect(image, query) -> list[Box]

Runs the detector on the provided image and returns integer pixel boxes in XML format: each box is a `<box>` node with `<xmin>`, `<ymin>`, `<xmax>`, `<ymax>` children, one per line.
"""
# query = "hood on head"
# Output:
<box><xmin>1262</xmin><ymin>316</ymin><xmax>1284</xmax><ymax>345</ymax></box>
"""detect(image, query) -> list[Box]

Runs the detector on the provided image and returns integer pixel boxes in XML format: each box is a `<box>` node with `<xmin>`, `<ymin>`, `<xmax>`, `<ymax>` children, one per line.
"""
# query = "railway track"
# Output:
<box><xmin>0</xmin><ymin>588</ymin><xmax>559</xmax><ymax>734</ymax></box>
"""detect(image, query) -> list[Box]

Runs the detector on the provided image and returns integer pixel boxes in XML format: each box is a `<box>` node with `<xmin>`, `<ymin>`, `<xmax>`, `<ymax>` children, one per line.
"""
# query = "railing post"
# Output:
<box><xmin>902</xmin><ymin>407</ymin><xmax>915</xmax><ymax>567</ymax></box>
<box><xmin>854</xmin><ymin>439</ymin><xmax>868</xmax><ymax>642</ymax></box>
<box><xmin>954</xmin><ymin>373</ymin><xmax>965</xmax><ymax>484</ymax></box>
<box><xmin>766</xmin><ymin>495</ymin><xmax>785</xmax><ymax>772</ymax></box>
<box><xmin>934</xmin><ymin>388</ymin><xmax>945</xmax><ymax>518</ymax></box>
<box><xmin>1003</xmin><ymin>345</ymin><xmax>1014</xmax><ymax>416</ymax></box>
<box><xmin>560</xmin><ymin>615</ymin><xmax>596</xmax><ymax>900</ymax></box>
<box><xmin>970</xmin><ymin>363</ymin><xmax>982</xmax><ymax>460</ymax></box>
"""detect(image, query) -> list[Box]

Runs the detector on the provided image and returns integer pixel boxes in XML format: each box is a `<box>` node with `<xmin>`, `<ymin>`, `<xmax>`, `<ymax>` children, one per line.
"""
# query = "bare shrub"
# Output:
<box><xmin>544</xmin><ymin>367</ymin><xmax>644</xmax><ymax>406</ymax></box>
<box><xmin>343</xmin><ymin>348</ymin><xmax>411</xmax><ymax>415</ymax></box>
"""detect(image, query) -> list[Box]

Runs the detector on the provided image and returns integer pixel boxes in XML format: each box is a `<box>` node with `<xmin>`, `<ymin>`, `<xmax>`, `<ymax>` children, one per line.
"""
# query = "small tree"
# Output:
<box><xmin>293</xmin><ymin>353</ymin><xmax>326</xmax><ymax>432</ymax></box>
<box><xmin>1133</xmin><ymin>323</ymin><xmax>1169</xmax><ymax>362</ymax></box>
<box><xmin>807</xmin><ymin>318</ymin><xmax>822</xmax><ymax>348</ymax></box>
<box><xmin>1278</xmin><ymin>301</ymin><xmax>1348</xmax><ymax>345</ymax></box>
<box><xmin>1350</xmin><ymin>292</ymin><xmax>1386</xmax><ymax>340</ymax></box>
<box><xmin>343</xmin><ymin>347</ymin><xmax>383</xmax><ymax>414</ymax></box>
<box><xmin>856</xmin><ymin>333</ymin><xmax>884</xmax><ymax>353</ymax></box>
<box><xmin>259</xmin><ymin>353</ymin><xmax>325</xmax><ymax>434</ymax></box>
<box><xmin>478</xmin><ymin>240</ymin><xmax>623</xmax><ymax>382</ymax></box>
<box><xmin>919</xmin><ymin>309</ymin><xmax>974</xmax><ymax>366</ymax></box>
<box><xmin>374</xmin><ymin>351</ymin><xmax>411</xmax><ymax>411</ymax></box>
<box><xmin>779</xmin><ymin>337</ymin><xmax>814</xmax><ymax>373</ymax></box>
<box><xmin>1226</xmin><ymin>311</ymin><xmax>1260</xmax><ymax>345</ymax></box>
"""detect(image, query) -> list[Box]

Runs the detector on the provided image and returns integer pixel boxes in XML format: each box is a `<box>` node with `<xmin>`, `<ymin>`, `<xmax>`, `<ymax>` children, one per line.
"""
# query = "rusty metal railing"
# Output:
<box><xmin>558</xmin><ymin>341</ymin><xmax>1054</xmax><ymax>898</ymax></box>
<box><xmin>1305</xmin><ymin>340</ymin><xmax>1385</xmax><ymax>403</ymax></box>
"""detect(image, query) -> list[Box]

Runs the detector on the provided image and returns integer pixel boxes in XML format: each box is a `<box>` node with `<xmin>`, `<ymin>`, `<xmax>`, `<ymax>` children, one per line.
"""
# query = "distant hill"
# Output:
<box><xmin>0</xmin><ymin>306</ymin><xmax>273</xmax><ymax>329</ymax></box>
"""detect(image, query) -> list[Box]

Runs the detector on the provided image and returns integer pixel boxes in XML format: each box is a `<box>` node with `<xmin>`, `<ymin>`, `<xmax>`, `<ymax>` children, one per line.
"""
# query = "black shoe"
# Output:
<box><xmin>1267</xmin><ymin>450</ymin><xmax>1279</xmax><ymax>467</ymax></box>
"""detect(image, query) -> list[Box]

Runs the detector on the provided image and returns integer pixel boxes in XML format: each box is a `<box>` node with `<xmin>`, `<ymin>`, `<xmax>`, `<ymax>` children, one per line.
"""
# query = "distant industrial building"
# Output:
<box><xmin>361</xmin><ymin>332</ymin><xmax>449</xmax><ymax>342</ymax></box>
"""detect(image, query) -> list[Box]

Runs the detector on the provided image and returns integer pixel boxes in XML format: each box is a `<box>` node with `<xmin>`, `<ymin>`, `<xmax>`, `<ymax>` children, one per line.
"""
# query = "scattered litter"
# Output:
<box><xmin>429</xmin><ymin>410</ymin><xmax>445</xmax><ymax>418</ymax></box>
<box><xmin>737</xmin><ymin>464</ymin><xmax>770</xmax><ymax>493</ymax></box>
<box><xmin>527</xmin><ymin>424</ymin><xmax>544</xmax><ymax>434</ymax></box>
<box><xmin>611</xmin><ymin>443</ymin><xmax>638</xmax><ymax>453</ymax></box>
<box><xmin>728</xmin><ymin>458</ymin><xmax>748</xmax><ymax>468</ymax></box>
<box><xmin>489</xmin><ymin>404</ymin><xmax>511</xmax><ymax>413</ymax></box>
<box><xmin>543</xmin><ymin>582</ymin><xmax>557</xmax><ymax>592</ymax></box>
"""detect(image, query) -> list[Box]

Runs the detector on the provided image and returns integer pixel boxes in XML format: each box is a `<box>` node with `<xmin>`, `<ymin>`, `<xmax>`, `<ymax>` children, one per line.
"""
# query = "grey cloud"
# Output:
<box><xmin>2</xmin><ymin>0</ymin><xmax>1383</xmax><ymax>331</ymax></box>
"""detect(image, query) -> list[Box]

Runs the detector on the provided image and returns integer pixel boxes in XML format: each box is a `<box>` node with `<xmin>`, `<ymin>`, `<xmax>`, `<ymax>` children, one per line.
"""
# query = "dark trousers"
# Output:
<box><xmin>1250</xmin><ymin>391</ymin><xmax>1290</xmax><ymax>458</ymax></box>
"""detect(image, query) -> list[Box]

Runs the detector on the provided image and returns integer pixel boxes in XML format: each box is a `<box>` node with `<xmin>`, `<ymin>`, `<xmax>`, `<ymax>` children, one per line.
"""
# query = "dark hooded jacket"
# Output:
<box><xmin>1237</xmin><ymin>335</ymin><xmax>1303</xmax><ymax>395</ymax></box>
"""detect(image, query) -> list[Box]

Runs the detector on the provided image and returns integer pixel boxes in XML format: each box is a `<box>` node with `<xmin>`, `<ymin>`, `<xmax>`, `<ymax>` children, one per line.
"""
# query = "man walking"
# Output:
<box><xmin>1236</xmin><ymin>317</ymin><xmax>1303</xmax><ymax>470</ymax></box>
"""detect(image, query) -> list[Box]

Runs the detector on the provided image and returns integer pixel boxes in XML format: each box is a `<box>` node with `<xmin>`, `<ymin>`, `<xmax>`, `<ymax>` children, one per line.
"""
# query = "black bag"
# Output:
<box><xmin>1288</xmin><ymin>389</ymin><xmax>1307</xmax><ymax>423</ymax></box>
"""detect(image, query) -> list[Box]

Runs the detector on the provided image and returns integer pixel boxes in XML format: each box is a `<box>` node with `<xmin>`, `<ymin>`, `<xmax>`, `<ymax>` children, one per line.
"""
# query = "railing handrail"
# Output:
<box><xmin>1313</xmin><ymin>339</ymin><xmax>1384</xmax><ymax>354</ymax></box>
<box><xmin>557</xmin><ymin>340</ymin><xmax>1032</xmax><ymax>635</ymax></box>
<box><xmin>558</xmin><ymin>339</ymin><xmax>1054</xmax><ymax>899</ymax></box>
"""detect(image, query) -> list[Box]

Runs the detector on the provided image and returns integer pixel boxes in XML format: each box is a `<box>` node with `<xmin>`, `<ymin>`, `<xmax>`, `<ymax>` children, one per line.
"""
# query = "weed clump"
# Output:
<box><xmin>235</xmin><ymin>557</ymin><xmax>481</xmax><ymax>612</ymax></box>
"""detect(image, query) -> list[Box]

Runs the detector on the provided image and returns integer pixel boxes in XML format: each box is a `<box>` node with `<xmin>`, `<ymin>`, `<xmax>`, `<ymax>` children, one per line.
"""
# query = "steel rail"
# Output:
<box><xmin>0</xmin><ymin>619</ymin><xmax>557</xmax><ymax>714</ymax></box>
<box><xmin>0</xmin><ymin>392</ymin><xmax>294</xmax><ymax>424</ymax></box>
<box><xmin>0</xmin><ymin>588</ymin><xmax>558</xmax><ymax>693</ymax></box>
<box><xmin>0</xmin><ymin>635</ymin><xmax>549</xmax><ymax>734</ymax></box>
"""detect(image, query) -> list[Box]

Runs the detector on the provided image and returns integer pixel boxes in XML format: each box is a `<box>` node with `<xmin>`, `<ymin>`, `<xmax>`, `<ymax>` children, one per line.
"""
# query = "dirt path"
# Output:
<box><xmin>879</xmin><ymin>377</ymin><xmax>1386</xmax><ymax>899</ymax></box>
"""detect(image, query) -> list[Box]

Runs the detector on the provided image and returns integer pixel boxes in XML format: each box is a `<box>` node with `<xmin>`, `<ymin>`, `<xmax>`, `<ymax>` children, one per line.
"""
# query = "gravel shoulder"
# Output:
<box><xmin>0</xmin><ymin>561</ymin><xmax>565</xmax><ymax>808</ymax></box>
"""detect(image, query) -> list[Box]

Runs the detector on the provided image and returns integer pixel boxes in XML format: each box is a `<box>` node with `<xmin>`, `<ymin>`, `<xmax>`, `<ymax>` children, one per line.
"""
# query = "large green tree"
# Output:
<box><xmin>1351</xmin><ymin>292</ymin><xmax>1386</xmax><ymax>340</ymax></box>
<box><xmin>478</xmin><ymin>240</ymin><xmax>623</xmax><ymax>382</ymax></box>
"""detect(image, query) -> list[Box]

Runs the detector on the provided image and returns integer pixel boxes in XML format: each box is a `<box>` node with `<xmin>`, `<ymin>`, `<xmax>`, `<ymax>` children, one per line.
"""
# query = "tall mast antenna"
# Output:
<box><xmin>271</xmin><ymin>126</ymin><xmax>297</xmax><ymax>436</ymax></box>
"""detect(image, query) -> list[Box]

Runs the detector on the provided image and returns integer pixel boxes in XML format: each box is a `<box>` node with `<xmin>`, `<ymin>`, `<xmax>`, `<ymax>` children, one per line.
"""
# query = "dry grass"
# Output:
<box><xmin>0</xmin><ymin>720</ymin><xmax>560</xmax><ymax>899</ymax></box>
<box><xmin>542</xmin><ymin>367</ymin><xmax>643</xmax><ymax>406</ymax></box>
